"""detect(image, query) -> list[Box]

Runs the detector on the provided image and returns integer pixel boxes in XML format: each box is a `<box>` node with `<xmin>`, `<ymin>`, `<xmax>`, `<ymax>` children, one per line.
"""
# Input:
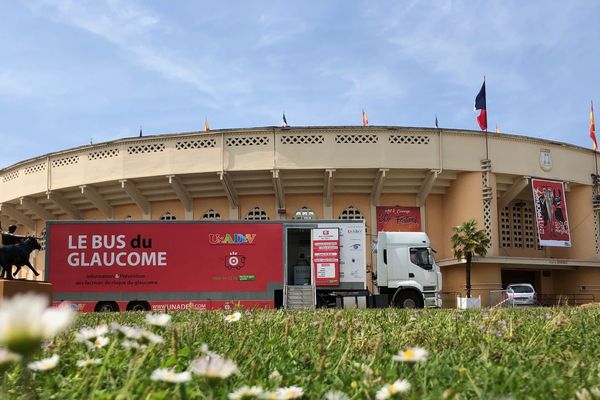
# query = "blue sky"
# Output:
<box><xmin>1</xmin><ymin>1</ymin><xmax>599</xmax><ymax>168</ymax></box>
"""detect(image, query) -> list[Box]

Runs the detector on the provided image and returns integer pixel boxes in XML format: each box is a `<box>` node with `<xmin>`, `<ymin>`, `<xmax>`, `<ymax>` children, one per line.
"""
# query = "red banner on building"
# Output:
<box><xmin>376</xmin><ymin>206</ymin><xmax>421</xmax><ymax>232</ymax></box>
<box><xmin>531</xmin><ymin>179</ymin><xmax>571</xmax><ymax>247</ymax></box>
<box><xmin>311</xmin><ymin>228</ymin><xmax>340</xmax><ymax>286</ymax></box>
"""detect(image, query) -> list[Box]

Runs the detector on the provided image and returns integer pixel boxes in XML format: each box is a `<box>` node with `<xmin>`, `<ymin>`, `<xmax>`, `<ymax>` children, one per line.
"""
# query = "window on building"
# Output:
<box><xmin>245</xmin><ymin>207</ymin><xmax>270</xmax><ymax>220</ymax></box>
<box><xmin>160</xmin><ymin>212</ymin><xmax>177</xmax><ymax>221</ymax></box>
<box><xmin>293</xmin><ymin>206</ymin><xmax>316</xmax><ymax>220</ymax></box>
<box><xmin>339</xmin><ymin>206</ymin><xmax>364</xmax><ymax>220</ymax></box>
<box><xmin>499</xmin><ymin>202</ymin><xmax>542</xmax><ymax>249</ymax></box>
<box><xmin>202</xmin><ymin>209</ymin><xmax>222</xmax><ymax>220</ymax></box>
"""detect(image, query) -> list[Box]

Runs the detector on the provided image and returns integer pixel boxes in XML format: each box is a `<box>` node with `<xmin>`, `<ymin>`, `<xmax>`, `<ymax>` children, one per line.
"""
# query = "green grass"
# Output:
<box><xmin>3</xmin><ymin>307</ymin><xmax>600</xmax><ymax>399</ymax></box>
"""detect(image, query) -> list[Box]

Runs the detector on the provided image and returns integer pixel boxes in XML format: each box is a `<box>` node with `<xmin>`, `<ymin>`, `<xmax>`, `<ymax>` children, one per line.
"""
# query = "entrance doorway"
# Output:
<box><xmin>501</xmin><ymin>269</ymin><xmax>541</xmax><ymax>292</ymax></box>
<box><xmin>285</xmin><ymin>228</ymin><xmax>312</xmax><ymax>286</ymax></box>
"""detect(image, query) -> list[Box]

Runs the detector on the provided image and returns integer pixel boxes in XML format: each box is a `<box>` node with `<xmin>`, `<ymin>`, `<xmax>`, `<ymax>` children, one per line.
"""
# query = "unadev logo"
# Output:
<box><xmin>209</xmin><ymin>233</ymin><xmax>256</xmax><ymax>245</ymax></box>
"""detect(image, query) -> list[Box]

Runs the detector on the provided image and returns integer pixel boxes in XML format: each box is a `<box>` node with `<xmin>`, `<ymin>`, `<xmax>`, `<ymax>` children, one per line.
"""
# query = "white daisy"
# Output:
<box><xmin>224</xmin><ymin>311</ymin><xmax>242</xmax><ymax>323</ymax></box>
<box><xmin>392</xmin><ymin>347</ymin><xmax>428</xmax><ymax>363</ymax></box>
<box><xmin>76</xmin><ymin>358</ymin><xmax>102</xmax><ymax>367</ymax></box>
<box><xmin>140</xmin><ymin>330</ymin><xmax>165</xmax><ymax>345</ymax></box>
<box><xmin>325</xmin><ymin>391</ymin><xmax>350</xmax><ymax>400</ymax></box>
<box><xmin>189</xmin><ymin>354</ymin><xmax>238</xmax><ymax>379</ymax></box>
<box><xmin>150</xmin><ymin>368</ymin><xmax>192</xmax><ymax>383</ymax></box>
<box><xmin>0</xmin><ymin>294</ymin><xmax>74</xmax><ymax>356</ymax></box>
<box><xmin>121</xmin><ymin>339</ymin><xmax>147</xmax><ymax>351</ymax></box>
<box><xmin>85</xmin><ymin>336</ymin><xmax>110</xmax><ymax>350</ymax></box>
<box><xmin>75</xmin><ymin>325</ymin><xmax>108</xmax><ymax>342</ymax></box>
<box><xmin>375</xmin><ymin>379</ymin><xmax>411</xmax><ymax>400</ymax></box>
<box><xmin>145</xmin><ymin>313</ymin><xmax>171</xmax><ymax>327</ymax></box>
<box><xmin>27</xmin><ymin>354</ymin><xmax>60</xmax><ymax>371</ymax></box>
<box><xmin>228</xmin><ymin>385</ymin><xmax>264</xmax><ymax>399</ymax></box>
<box><xmin>263</xmin><ymin>386</ymin><xmax>304</xmax><ymax>399</ymax></box>
<box><xmin>0</xmin><ymin>347</ymin><xmax>21</xmax><ymax>367</ymax></box>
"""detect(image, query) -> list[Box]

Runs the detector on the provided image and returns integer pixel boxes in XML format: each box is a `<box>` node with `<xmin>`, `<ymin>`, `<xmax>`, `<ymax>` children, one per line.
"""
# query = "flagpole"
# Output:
<box><xmin>484</xmin><ymin>76</ymin><xmax>489</xmax><ymax>160</ymax></box>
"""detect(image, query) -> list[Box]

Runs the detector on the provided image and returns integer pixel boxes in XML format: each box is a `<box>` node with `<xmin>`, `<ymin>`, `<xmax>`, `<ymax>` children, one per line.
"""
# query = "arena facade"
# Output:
<box><xmin>1</xmin><ymin>126</ymin><xmax>599</xmax><ymax>306</ymax></box>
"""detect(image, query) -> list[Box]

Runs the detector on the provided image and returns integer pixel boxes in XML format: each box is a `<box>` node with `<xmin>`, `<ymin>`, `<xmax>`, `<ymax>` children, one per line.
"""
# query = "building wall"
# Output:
<box><xmin>284</xmin><ymin>194</ymin><xmax>324</xmax><ymax>220</ymax></box>
<box><xmin>194</xmin><ymin>197</ymin><xmax>230</xmax><ymax>220</ymax></box>
<box><xmin>440</xmin><ymin>172</ymin><xmax>485</xmax><ymax>260</ymax></box>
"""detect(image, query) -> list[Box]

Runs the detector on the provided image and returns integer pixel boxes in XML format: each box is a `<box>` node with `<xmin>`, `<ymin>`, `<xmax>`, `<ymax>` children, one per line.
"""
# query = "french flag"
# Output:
<box><xmin>475</xmin><ymin>80</ymin><xmax>487</xmax><ymax>131</ymax></box>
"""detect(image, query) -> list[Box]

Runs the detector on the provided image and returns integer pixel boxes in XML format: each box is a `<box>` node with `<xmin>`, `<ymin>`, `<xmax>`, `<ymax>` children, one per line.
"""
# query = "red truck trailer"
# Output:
<box><xmin>45</xmin><ymin>220</ymin><xmax>368</xmax><ymax>312</ymax></box>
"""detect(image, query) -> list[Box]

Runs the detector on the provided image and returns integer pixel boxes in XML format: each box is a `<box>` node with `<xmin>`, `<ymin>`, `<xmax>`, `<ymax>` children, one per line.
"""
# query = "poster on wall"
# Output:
<box><xmin>311</xmin><ymin>228</ymin><xmax>340</xmax><ymax>286</ymax></box>
<box><xmin>531</xmin><ymin>178</ymin><xmax>571</xmax><ymax>247</ymax></box>
<box><xmin>376</xmin><ymin>206</ymin><xmax>421</xmax><ymax>232</ymax></box>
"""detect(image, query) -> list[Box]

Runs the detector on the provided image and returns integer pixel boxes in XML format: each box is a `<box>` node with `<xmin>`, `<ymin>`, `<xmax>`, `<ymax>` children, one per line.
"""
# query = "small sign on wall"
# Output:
<box><xmin>376</xmin><ymin>206</ymin><xmax>421</xmax><ymax>232</ymax></box>
<box><xmin>311</xmin><ymin>228</ymin><xmax>340</xmax><ymax>286</ymax></box>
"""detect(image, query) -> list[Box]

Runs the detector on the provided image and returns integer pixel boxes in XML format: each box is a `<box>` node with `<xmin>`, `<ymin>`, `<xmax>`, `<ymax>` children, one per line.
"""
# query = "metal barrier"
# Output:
<box><xmin>536</xmin><ymin>293</ymin><xmax>596</xmax><ymax>306</ymax></box>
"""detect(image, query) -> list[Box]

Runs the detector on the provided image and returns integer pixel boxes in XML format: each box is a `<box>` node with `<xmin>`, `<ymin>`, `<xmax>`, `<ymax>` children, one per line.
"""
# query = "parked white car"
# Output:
<box><xmin>506</xmin><ymin>283</ymin><xmax>537</xmax><ymax>306</ymax></box>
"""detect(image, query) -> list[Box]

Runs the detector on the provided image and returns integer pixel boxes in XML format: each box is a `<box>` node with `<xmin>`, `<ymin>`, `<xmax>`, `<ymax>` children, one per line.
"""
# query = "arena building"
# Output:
<box><xmin>1</xmin><ymin>126</ymin><xmax>599</xmax><ymax>306</ymax></box>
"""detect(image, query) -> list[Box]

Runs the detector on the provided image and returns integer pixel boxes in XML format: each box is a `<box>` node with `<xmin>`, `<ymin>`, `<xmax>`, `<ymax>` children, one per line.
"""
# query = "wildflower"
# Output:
<box><xmin>269</xmin><ymin>369</ymin><xmax>282</xmax><ymax>381</ymax></box>
<box><xmin>86</xmin><ymin>335</ymin><xmax>110</xmax><ymax>350</ymax></box>
<box><xmin>150</xmin><ymin>368</ymin><xmax>192</xmax><ymax>383</ymax></box>
<box><xmin>76</xmin><ymin>358</ymin><xmax>102</xmax><ymax>367</ymax></box>
<box><xmin>111</xmin><ymin>323</ymin><xmax>143</xmax><ymax>340</ymax></box>
<box><xmin>27</xmin><ymin>354</ymin><xmax>60</xmax><ymax>371</ymax></box>
<box><xmin>325</xmin><ymin>390</ymin><xmax>350</xmax><ymax>400</ymax></box>
<box><xmin>263</xmin><ymin>386</ymin><xmax>304</xmax><ymax>399</ymax></box>
<box><xmin>0</xmin><ymin>348</ymin><xmax>21</xmax><ymax>371</ymax></box>
<box><xmin>0</xmin><ymin>293</ymin><xmax>74</xmax><ymax>356</ymax></box>
<box><xmin>189</xmin><ymin>354</ymin><xmax>238</xmax><ymax>379</ymax></box>
<box><xmin>228</xmin><ymin>385</ymin><xmax>264</xmax><ymax>399</ymax></box>
<box><xmin>392</xmin><ymin>347</ymin><xmax>428</xmax><ymax>363</ymax></box>
<box><xmin>375</xmin><ymin>379</ymin><xmax>411</xmax><ymax>399</ymax></box>
<box><xmin>122</xmin><ymin>339</ymin><xmax>146</xmax><ymax>351</ymax></box>
<box><xmin>225</xmin><ymin>311</ymin><xmax>242</xmax><ymax>323</ymax></box>
<box><xmin>146</xmin><ymin>313</ymin><xmax>171</xmax><ymax>327</ymax></box>
<box><xmin>350</xmin><ymin>381</ymin><xmax>358</xmax><ymax>389</ymax></box>
<box><xmin>140</xmin><ymin>330</ymin><xmax>165</xmax><ymax>345</ymax></box>
<box><xmin>75</xmin><ymin>325</ymin><xmax>108</xmax><ymax>342</ymax></box>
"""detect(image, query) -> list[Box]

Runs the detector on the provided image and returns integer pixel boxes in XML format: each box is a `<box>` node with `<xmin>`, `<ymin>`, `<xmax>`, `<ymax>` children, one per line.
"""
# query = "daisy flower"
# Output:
<box><xmin>224</xmin><ymin>311</ymin><xmax>242</xmax><ymax>323</ymax></box>
<box><xmin>75</xmin><ymin>325</ymin><xmax>108</xmax><ymax>342</ymax></box>
<box><xmin>0</xmin><ymin>294</ymin><xmax>74</xmax><ymax>356</ymax></box>
<box><xmin>28</xmin><ymin>354</ymin><xmax>60</xmax><ymax>371</ymax></box>
<box><xmin>325</xmin><ymin>390</ymin><xmax>350</xmax><ymax>400</ymax></box>
<box><xmin>392</xmin><ymin>347</ymin><xmax>428</xmax><ymax>363</ymax></box>
<box><xmin>375</xmin><ymin>379</ymin><xmax>410</xmax><ymax>400</ymax></box>
<box><xmin>189</xmin><ymin>354</ymin><xmax>238</xmax><ymax>379</ymax></box>
<box><xmin>85</xmin><ymin>336</ymin><xmax>110</xmax><ymax>350</ymax></box>
<box><xmin>146</xmin><ymin>313</ymin><xmax>171</xmax><ymax>327</ymax></box>
<box><xmin>263</xmin><ymin>386</ymin><xmax>304</xmax><ymax>399</ymax></box>
<box><xmin>0</xmin><ymin>347</ymin><xmax>21</xmax><ymax>370</ymax></box>
<box><xmin>228</xmin><ymin>385</ymin><xmax>264</xmax><ymax>399</ymax></box>
<box><xmin>76</xmin><ymin>358</ymin><xmax>102</xmax><ymax>367</ymax></box>
<box><xmin>150</xmin><ymin>368</ymin><xmax>192</xmax><ymax>383</ymax></box>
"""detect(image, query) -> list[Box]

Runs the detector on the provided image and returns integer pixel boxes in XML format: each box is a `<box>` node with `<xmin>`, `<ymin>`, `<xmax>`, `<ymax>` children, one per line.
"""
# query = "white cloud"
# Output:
<box><xmin>23</xmin><ymin>0</ymin><xmax>220</xmax><ymax>98</ymax></box>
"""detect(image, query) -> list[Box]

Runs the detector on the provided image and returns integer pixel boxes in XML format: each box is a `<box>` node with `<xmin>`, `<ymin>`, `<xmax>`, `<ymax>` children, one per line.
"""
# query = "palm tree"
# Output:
<box><xmin>450</xmin><ymin>219</ymin><xmax>491</xmax><ymax>298</ymax></box>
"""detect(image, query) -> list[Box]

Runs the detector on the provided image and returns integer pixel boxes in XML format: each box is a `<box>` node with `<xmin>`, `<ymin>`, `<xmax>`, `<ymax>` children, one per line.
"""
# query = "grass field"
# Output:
<box><xmin>2</xmin><ymin>306</ymin><xmax>600</xmax><ymax>399</ymax></box>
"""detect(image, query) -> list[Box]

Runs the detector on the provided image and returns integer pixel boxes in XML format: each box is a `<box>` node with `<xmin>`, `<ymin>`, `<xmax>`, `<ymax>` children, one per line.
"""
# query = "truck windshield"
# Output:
<box><xmin>409</xmin><ymin>248</ymin><xmax>432</xmax><ymax>270</ymax></box>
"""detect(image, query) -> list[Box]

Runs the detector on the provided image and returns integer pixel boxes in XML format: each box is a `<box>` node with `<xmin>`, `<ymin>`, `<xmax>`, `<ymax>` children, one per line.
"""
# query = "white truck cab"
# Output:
<box><xmin>376</xmin><ymin>231</ymin><xmax>442</xmax><ymax>308</ymax></box>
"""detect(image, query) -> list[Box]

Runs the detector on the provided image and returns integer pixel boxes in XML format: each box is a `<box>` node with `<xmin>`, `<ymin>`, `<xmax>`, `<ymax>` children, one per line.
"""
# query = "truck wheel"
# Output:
<box><xmin>95</xmin><ymin>301</ymin><xmax>119</xmax><ymax>312</ymax></box>
<box><xmin>393</xmin><ymin>291</ymin><xmax>424</xmax><ymax>309</ymax></box>
<box><xmin>127</xmin><ymin>301</ymin><xmax>151</xmax><ymax>312</ymax></box>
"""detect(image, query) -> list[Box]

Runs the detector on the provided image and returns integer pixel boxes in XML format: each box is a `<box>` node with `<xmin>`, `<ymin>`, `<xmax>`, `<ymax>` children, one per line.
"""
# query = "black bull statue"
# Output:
<box><xmin>0</xmin><ymin>237</ymin><xmax>41</xmax><ymax>279</ymax></box>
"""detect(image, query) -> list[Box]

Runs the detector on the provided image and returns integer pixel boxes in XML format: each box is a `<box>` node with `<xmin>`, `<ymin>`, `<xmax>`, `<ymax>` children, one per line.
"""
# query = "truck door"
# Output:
<box><xmin>386</xmin><ymin>246</ymin><xmax>409</xmax><ymax>282</ymax></box>
<box><xmin>407</xmin><ymin>247</ymin><xmax>437</xmax><ymax>288</ymax></box>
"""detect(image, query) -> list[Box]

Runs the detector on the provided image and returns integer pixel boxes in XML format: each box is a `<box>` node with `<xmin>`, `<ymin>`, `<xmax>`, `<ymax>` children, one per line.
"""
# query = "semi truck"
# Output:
<box><xmin>44</xmin><ymin>220</ymin><xmax>441</xmax><ymax>312</ymax></box>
